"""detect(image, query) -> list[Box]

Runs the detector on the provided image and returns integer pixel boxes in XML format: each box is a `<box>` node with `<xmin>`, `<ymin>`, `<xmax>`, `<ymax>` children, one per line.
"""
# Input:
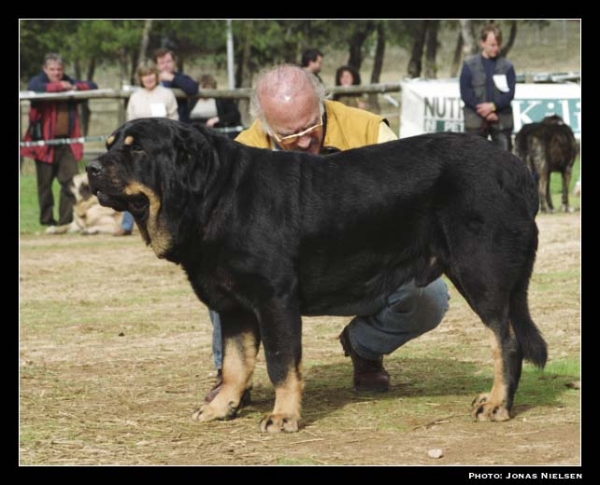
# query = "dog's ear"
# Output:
<box><xmin>154</xmin><ymin>124</ymin><xmax>215</xmax><ymax>225</ymax></box>
<box><xmin>172</xmin><ymin>125</ymin><xmax>219</xmax><ymax>195</ymax></box>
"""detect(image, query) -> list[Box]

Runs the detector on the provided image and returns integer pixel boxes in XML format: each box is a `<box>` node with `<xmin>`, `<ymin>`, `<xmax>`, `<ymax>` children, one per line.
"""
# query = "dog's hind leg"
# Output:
<box><xmin>470</xmin><ymin>264</ymin><xmax>547</xmax><ymax>421</ymax></box>
<box><xmin>446</xmin><ymin>263</ymin><xmax>530</xmax><ymax>421</ymax></box>
<box><xmin>561</xmin><ymin>168</ymin><xmax>573</xmax><ymax>212</ymax></box>
<box><xmin>470</xmin><ymin>320</ymin><xmax>522</xmax><ymax>422</ymax></box>
<box><xmin>193</xmin><ymin>309</ymin><xmax>260</xmax><ymax>423</ymax></box>
<box><xmin>530</xmin><ymin>139</ymin><xmax>552</xmax><ymax>213</ymax></box>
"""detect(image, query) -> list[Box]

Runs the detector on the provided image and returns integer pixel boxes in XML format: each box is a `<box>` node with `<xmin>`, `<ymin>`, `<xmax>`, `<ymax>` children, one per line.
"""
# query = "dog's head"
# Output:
<box><xmin>86</xmin><ymin>118</ymin><xmax>220</xmax><ymax>260</ymax></box>
<box><xmin>70</xmin><ymin>173</ymin><xmax>94</xmax><ymax>203</ymax></box>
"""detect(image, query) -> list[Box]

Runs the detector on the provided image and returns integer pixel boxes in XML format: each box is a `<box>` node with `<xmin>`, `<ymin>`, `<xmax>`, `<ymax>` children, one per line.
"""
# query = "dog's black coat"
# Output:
<box><xmin>87</xmin><ymin>118</ymin><xmax>547</xmax><ymax>432</ymax></box>
<box><xmin>515</xmin><ymin>114</ymin><xmax>578</xmax><ymax>212</ymax></box>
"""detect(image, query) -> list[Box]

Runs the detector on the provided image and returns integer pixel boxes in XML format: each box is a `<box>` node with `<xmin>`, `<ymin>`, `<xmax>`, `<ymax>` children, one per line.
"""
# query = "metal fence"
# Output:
<box><xmin>19</xmin><ymin>84</ymin><xmax>403</xmax><ymax>159</ymax></box>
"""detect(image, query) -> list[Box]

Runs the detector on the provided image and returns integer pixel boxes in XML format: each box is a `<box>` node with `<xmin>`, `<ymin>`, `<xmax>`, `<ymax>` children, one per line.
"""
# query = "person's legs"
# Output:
<box><xmin>116</xmin><ymin>211</ymin><xmax>135</xmax><ymax>235</ymax></box>
<box><xmin>489</xmin><ymin>125</ymin><xmax>512</xmax><ymax>152</ymax></box>
<box><xmin>341</xmin><ymin>278</ymin><xmax>449</xmax><ymax>390</ymax></box>
<box><xmin>465</xmin><ymin>126</ymin><xmax>489</xmax><ymax>140</ymax></box>
<box><xmin>55</xmin><ymin>145</ymin><xmax>79</xmax><ymax>226</ymax></box>
<box><xmin>35</xmin><ymin>160</ymin><xmax>57</xmax><ymax>226</ymax></box>
<box><xmin>209</xmin><ymin>310</ymin><xmax>223</xmax><ymax>370</ymax></box>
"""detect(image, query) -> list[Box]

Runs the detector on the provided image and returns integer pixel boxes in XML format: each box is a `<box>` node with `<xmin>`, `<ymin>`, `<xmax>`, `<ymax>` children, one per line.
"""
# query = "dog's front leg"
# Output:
<box><xmin>257</xmin><ymin>300</ymin><xmax>304</xmax><ymax>433</ymax></box>
<box><xmin>193</xmin><ymin>309</ymin><xmax>260</xmax><ymax>423</ymax></box>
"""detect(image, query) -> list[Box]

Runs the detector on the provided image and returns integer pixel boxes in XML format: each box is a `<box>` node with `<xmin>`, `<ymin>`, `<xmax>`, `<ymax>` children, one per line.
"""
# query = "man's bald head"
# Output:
<box><xmin>251</xmin><ymin>65</ymin><xmax>325</xmax><ymax>131</ymax></box>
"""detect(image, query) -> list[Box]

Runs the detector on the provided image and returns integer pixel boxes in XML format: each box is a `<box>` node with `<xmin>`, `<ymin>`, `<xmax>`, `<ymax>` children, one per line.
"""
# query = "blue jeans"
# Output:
<box><xmin>208</xmin><ymin>309</ymin><xmax>223</xmax><ymax>369</ymax></box>
<box><xmin>208</xmin><ymin>278</ymin><xmax>449</xmax><ymax>369</ymax></box>
<box><xmin>121</xmin><ymin>211</ymin><xmax>134</xmax><ymax>231</ymax></box>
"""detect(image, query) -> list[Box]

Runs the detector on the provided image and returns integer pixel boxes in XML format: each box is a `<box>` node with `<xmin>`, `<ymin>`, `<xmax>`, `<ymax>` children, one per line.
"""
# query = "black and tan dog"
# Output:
<box><xmin>515</xmin><ymin>114</ymin><xmax>578</xmax><ymax>213</ymax></box>
<box><xmin>86</xmin><ymin>118</ymin><xmax>547</xmax><ymax>433</ymax></box>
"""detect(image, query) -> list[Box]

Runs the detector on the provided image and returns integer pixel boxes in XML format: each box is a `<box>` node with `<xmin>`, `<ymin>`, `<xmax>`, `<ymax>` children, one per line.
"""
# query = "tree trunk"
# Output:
<box><xmin>407</xmin><ymin>21</ymin><xmax>427</xmax><ymax>78</ymax></box>
<box><xmin>424</xmin><ymin>20</ymin><xmax>439</xmax><ymax>78</ymax></box>
<box><xmin>116</xmin><ymin>47</ymin><xmax>131</xmax><ymax>126</ymax></box>
<box><xmin>460</xmin><ymin>19</ymin><xmax>476</xmax><ymax>56</ymax></box>
<box><xmin>450</xmin><ymin>31</ymin><xmax>464</xmax><ymax>77</ymax></box>
<box><xmin>500</xmin><ymin>20</ymin><xmax>517</xmax><ymax>58</ymax></box>
<box><xmin>235</xmin><ymin>21</ymin><xmax>255</xmax><ymax>126</ymax></box>
<box><xmin>281</xmin><ymin>23</ymin><xmax>298</xmax><ymax>64</ymax></box>
<box><xmin>347</xmin><ymin>21</ymin><xmax>376</xmax><ymax>70</ymax></box>
<box><xmin>368</xmin><ymin>22</ymin><xmax>386</xmax><ymax>114</ymax></box>
<box><xmin>78</xmin><ymin>58</ymin><xmax>96</xmax><ymax>137</ymax></box>
<box><xmin>139</xmin><ymin>19</ymin><xmax>154</xmax><ymax>62</ymax></box>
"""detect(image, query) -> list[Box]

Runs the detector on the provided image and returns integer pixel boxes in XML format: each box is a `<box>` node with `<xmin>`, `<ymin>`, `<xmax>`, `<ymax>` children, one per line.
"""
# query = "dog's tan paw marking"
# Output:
<box><xmin>259</xmin><ymin>413</ymin><xmax>300</xmax><ymax>433</ymax></box>
<box><xmin>124</xmin><ymin>136</ymin><xmax>134</xmax><ymax>145</ymax></box>
<box><xmin>106</xmin><ymin>135</ymin><xmax>115</xmax><ymax>146</ymax></box>
<box><xmin>471</xmin><ymin>393</ymin><xmax>511</xmax><ymax>422</ymax></box>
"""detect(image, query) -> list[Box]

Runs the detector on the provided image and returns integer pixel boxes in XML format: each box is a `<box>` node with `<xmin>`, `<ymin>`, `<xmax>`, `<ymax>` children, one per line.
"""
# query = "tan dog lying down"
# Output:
<box><xmin>65</xmin><ymin>173</ymin><xmax>124</xmax><ymax>235</ymax></box>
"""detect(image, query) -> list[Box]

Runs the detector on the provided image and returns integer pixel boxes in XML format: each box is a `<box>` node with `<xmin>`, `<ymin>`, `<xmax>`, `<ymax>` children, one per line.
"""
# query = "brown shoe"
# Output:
<box><xmin>339</xmin><ymin>326</ymin><xmax>390</xmax><ymax>392</ymax></box>
<box><xmin>113</xmin><ymin>227</ymin><xmax>132</xmax><ymax>237</ymax></box>
<box><xmin>203</xmin><ymin>369</ymin><xmax>252</xmax><ymax>405</ymax></box>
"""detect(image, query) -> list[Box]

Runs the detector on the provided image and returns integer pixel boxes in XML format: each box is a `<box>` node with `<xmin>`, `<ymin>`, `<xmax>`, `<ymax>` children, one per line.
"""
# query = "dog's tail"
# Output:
<box><xmin>509</xmin><ymin>244</ymin><xmax>548</xmax><ymax>368</ymax></box>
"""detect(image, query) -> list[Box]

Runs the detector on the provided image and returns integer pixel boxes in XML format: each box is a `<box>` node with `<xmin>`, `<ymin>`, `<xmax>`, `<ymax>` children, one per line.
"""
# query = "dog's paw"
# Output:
<box><xmin>191</xmin><ymin>401</ymin><xmax>239</xmax><ymax>422</ymax></box>
<box><xmin>259</xmin><ymin>413</ymin><xmax>300</xmax><ymax>433</ymax></box>
<box><xmin>67</xmin><ymin>223</ymin><xmax>81</xmax><ymax>234</ymax></box>
<box><xmin>561</xmin><ymin>205</ymin><xmax>575</xmax><ymax>213</ymax></box>
<box><xmin>471</xmin><ymin>393</ymin><xmax>511</xmax><ymax>422</ymax></box>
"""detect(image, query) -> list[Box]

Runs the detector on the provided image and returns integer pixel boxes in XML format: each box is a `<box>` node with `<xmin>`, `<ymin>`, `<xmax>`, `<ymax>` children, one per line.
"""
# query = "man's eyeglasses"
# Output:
<box><xmin>271</xmin><ymin>117</ymin><xmax>323</xmax><ymax>146</ymax></box>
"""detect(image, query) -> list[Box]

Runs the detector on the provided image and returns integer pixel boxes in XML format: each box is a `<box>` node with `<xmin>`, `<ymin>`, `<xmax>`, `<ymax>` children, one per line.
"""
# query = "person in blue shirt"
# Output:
<box><xmin>459</xmin><ymin>24</ymin><xmax>516</xmax><ymax>152</ymax></box>
<box><xmin>153</xmin><ymin>48</ymin><xmax>199</xmax><ymax>123</ymax></box>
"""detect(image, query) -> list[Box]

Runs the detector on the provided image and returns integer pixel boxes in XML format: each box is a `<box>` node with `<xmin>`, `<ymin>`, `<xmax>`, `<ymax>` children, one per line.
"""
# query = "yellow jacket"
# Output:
<box><xmin>235</xmin><ymin>100</ymin><xmax>389</xmax><ymax>151</ymax></box>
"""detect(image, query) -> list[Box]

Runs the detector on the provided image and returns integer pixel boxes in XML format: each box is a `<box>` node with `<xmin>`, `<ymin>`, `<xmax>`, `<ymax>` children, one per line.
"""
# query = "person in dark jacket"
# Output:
<box><xmin>300</xmin><ymin>48</ymin><xmax>324</xmax><ymax>83</ymax></box>
<box><xmin>187</xmin><ymin>74</ymin><xmax>242</xmax><ymax>139</ymax></box>
<box><xmin>459</xmin><ymin>24</ymin><xmax>516</xmax><ymax>151</ymax></box>
<box><xmin>153</xmin><ymin>48</ymin><xmax>199</xmax><ymax>123</ymax></box>
<box><xmin>20</xmin><ymin>53</ymin><xmax>98</xmax><ymax>233</ymax></box>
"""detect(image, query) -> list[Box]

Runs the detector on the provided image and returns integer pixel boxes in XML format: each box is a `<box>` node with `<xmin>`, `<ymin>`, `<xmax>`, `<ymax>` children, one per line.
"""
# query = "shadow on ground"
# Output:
<box><xmin>236</xmin><ymin>357</ymin><xmax>577</xmax><ymax>428</ymax></box>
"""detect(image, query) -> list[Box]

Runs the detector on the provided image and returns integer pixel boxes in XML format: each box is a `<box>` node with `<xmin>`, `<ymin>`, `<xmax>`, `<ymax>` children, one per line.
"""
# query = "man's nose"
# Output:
<box><xmin>296</xmin><ymin>134</ymin><xmax>312</xmax><ymax>150</ymax></box>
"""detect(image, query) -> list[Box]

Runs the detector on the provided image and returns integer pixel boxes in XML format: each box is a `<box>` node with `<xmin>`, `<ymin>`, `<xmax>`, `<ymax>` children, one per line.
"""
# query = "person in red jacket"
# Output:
<box><xmin>21</xmin><ymin>53</ymin><xmax>98</xmax><ymax>233</ymax></box>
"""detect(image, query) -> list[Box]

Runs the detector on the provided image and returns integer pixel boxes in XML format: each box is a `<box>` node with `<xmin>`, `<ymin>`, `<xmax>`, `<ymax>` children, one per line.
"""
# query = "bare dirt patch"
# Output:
<box><xmin>19</xmin><ymin>212</ymin><xmax>581</xmax><ymax>466</ymax></box>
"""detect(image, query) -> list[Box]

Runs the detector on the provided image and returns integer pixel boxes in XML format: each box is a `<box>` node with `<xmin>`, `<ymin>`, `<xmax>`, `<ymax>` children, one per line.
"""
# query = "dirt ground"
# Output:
<box><xmin>19</xmin><ymin>212</ymin><xmax>581</xmax><ymax>467</ymax></box>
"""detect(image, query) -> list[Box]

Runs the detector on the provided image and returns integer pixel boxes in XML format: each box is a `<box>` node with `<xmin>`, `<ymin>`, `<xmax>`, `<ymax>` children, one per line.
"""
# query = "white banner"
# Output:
<box><xmin>400</xmin><ymin>79</ymin><xmax>581</xmax><ymax>138</ymax></box>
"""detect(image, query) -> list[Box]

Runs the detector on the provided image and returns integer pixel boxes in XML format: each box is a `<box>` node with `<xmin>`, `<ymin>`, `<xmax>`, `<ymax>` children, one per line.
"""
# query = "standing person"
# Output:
<box><xmin>460</xmin><ymin>23</ymin><xmax>516</xmax><ymax>152</ymax></box>
<box><xmin>332</xmin><ymin>64</ymin><xmax>369</xmax><ymax>110</ymax></box>
<box><xmin>203</xmin><ymin>64</ymin><xmax>450</xmax><ymax>404</ymax></box>
<box><xmin>21</xmin><ymin>53</ymin><xmax>98</xmax><ymax>234</ymax></box>
<box><xmin>187</xmin><ymin>74</ymin><xmax>242</xmax><ymax>140</ymax></box>
<box><xmin>126</xmin><ymin>59</ymin><xmax>179</xmax><ymax>122</ymax></box>
<box><xmin>116</xmin><ymin>60</ymin><xmax>179</xmax><ymax>236</ymax></box>
<box><xmin>300</xmin><ymin>48</ymin><xmax>324</xmax><ymax>83</ymax></box>
<box><xmin>153</xmin><ymin>48</ymin><xmax>199</xmax><ymax>123</ymax></box>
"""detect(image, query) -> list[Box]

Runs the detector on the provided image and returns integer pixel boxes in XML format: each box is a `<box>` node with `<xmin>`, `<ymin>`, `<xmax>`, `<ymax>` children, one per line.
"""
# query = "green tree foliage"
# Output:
<box><xmin>21</xmin><ymin>19</ymin><xmax>541</xmax><ymax>88</ymax></box>
<box><xmin>20</xmin><ymin>20</ymin><xmax>146</xmax><ymax>85</ymax></box>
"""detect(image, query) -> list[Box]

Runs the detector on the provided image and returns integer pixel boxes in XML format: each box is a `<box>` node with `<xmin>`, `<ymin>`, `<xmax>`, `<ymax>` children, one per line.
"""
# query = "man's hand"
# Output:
<box><xmin>206</xmin><ymin>117</ymin><xmax>220</xmax><ymax>128</ymax></box>
<box><xmin>476</xmin><ymin>102</ymin><xmax>496</xmax><ymax>119</ymax></box>
<box><xmin>60</xmin><ymin>80</ymin><xmax>75</xmax><ymax>91</ymax></box>
<box><xmin>159</xmin><ymin>71</ymin><xmax>175</xmax><ymax>83</ymax></box>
